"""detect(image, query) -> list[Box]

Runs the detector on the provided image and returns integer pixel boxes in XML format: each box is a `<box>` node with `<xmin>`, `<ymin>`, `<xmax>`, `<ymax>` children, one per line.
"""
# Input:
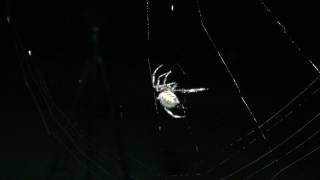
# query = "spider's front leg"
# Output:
<box><xmin>163</xmin><ymin>70</ymin><xmax>172</xmax><ymax>84</ymax></box>
<box><xmin>174</xmin><ymin>88</ymin><xmax>209</xmax><ymax>94</ymax></box>
<box><xmin>152</xmin><ymin>64</ymin><xmax>164</xmax><ymax>87</ymax></box>
<box><xmin>157</xmin><ymin>71</ymin><xmax>171</xmax><ymax>87</ymax></box>
<box><xmin>167</xmin><ymin>82</ymin><xmax>178</xmax><ymax>89</ymax></box>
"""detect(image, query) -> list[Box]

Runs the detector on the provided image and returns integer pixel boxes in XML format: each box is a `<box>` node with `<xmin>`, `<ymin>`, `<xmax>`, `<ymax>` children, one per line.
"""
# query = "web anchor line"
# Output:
<box><xmin>257</xmin><ymin>0</ymin><xmax>320</xmax><ymax>74</ymax></box>
<box><xmin>145</xmin><ymin>0</ymin><xmax>159</xmax><ymax>115</ymax></box>
<box><xmin>195</xmin><ymin>0</ymin><xmax>267</xmax><ymax>142</ymax></box>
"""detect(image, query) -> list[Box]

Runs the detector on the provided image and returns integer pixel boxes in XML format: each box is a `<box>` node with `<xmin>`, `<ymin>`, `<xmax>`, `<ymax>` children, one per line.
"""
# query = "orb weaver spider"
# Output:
<box><xmin>152</xmin><ymin>64</ymin><xmax>208</xmax><ymax>118</ymax></box>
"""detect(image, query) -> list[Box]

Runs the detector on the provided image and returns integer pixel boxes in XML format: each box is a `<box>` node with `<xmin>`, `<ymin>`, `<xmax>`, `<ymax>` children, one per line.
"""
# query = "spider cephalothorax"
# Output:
<box><xmin>152</xmin><ymin>64</ymin><xmax>208</xmax><ymax>118</ymax></box>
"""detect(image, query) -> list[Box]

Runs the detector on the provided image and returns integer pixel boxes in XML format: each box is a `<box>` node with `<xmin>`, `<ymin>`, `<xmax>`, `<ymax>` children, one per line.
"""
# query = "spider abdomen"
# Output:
<box><xmin>158</xmin><ymin>90</ymin><xmax>180</xmax><ymax>109</ymax></box>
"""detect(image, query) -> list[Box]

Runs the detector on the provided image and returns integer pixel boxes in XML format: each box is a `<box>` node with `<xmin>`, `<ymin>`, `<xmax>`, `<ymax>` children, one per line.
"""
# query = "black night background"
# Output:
<box><xmin>0</xmin><ymin>0</ymin><xmax>320</xmax><ymax>179</ymax></box>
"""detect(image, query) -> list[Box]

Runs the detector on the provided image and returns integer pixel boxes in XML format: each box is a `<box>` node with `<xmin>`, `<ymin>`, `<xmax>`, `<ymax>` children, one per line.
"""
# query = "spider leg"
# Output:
<box><xmin>167</xmin><ymin>82</ymin><xmax>178</xmax><ymax>89</ymax></box>
<box><xmin>157</xmin><ymin>71</ymin><xmax>171</xmax><ymax>87</ymax></box>
<box><xmin>163</xmin><ymin>71</ymin><xmax>172</xmax><ymax>84</ymax></box>
<box><xmin>152</xmin><ymin>64</ymin><xmax>164</xmax><ymax>87</ymax></box>
<box><xmin>179</xmin><ymin>104</ymin><xmax>187</xmax><ymax>110</ymax></box>
<box><xmin>174</xmin><ymin>88</ymin><xmax>209</xmax><ymax>94</ymax></box>
<box><xmin>164</xmin><ymin>107</ymin><xmax>186</xmax><ymax>119</ymax></box>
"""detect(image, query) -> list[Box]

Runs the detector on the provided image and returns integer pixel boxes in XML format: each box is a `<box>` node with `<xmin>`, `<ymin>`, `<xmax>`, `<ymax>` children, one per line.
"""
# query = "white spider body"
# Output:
<box><xmin>152</xmin><ymin>64</ymin><xmax>208</xmax><ymax>118</ymax></box>
<box><xmin>157</xmin><ymin>90</ymin><xmax>180</xmax><ymax>109</ymax></box>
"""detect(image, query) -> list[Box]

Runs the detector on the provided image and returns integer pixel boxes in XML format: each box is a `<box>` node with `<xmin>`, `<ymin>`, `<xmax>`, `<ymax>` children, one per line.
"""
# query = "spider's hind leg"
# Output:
<box><xmin>164</xmin><ymin>107</ymin><xmax>186</xmax><ymax>119</ymax></box>
<box><xmin>177</xmin><ymin>103</ymin><xmax>187</xmax><ymax>110</ymax></box>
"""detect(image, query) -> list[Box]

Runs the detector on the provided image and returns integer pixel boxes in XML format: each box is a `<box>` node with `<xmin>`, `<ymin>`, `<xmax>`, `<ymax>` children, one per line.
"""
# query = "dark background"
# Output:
<box><xmin>0</xmin><ymin>0</ymin><xmax>320</xmax><ymax>179</ymax></box>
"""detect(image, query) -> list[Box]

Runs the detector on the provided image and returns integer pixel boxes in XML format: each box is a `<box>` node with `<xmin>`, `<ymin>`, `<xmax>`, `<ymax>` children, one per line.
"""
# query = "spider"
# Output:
<box><xmin>152</xmin><ymin>64</ymin><xmax>208</xmax><ymax>118</ymax></box>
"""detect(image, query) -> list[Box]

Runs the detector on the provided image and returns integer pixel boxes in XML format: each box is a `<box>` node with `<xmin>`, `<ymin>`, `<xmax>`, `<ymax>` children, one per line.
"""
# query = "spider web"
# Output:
<box><xmin>196</xmin><ymin>1</ymin><xmax>320</xmax><ymax>179</ymax></box>
<box><xmin>3</xmin><ymin>1</ymin><xmax>141</xmax><ymax>180</ymax></box>
<box><xmin>2</xmin><ymin>0</ymin><xmax>320</xmax><ymax>180</ymax></box>
<box><xmin>146</xmin><ymin>0</ymin><xmax>320</xmax><ymax>179</ymax></box>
